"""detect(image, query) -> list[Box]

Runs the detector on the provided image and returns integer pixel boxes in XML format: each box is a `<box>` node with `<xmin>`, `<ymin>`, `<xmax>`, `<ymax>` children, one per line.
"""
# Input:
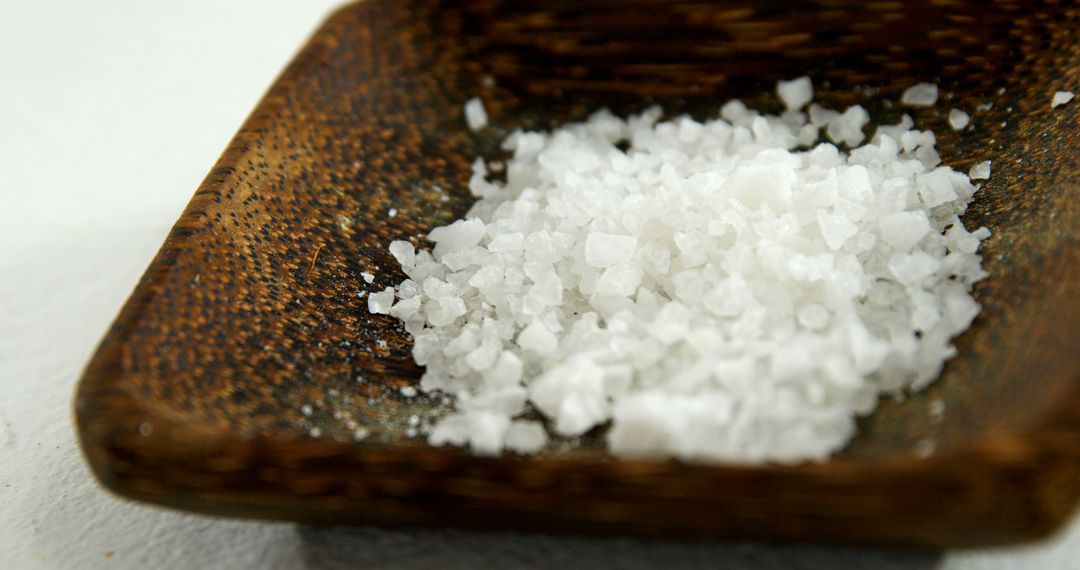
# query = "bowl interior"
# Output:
<box><xmin>119</xmin><ymin>0</ymin><xmax>1079</xmax><ymax>461</ymax></box>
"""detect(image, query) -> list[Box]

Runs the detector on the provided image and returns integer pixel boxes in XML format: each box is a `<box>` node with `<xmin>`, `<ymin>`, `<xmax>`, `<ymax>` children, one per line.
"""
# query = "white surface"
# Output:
<box><xmin>1</xmin><ymin>1</ymin><xmax>1078</xmax><ymax>568</ymax></box>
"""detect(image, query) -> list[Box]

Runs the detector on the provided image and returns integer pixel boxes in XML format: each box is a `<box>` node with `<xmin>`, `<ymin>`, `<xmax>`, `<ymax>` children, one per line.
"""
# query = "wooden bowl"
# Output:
<box><xmin>75</xmin><ymin>0</ymin><xmax>1080</xmax><ymax>546</ymax></box>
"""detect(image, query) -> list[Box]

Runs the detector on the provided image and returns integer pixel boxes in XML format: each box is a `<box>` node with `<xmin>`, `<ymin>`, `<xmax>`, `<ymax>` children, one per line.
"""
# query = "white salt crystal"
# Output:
<box><xmin>460</xmin><ymin>386</ymin><xmax>527</xmax><ymax>415</ymax></box>
<box><xmin>808</xmin><ymin>103</ymin><xmax>839</xmax><ymax>128</ymax></box>
<box><xmin>529</xmin><ymin>357</ymin><xmax>609</xmax><ymax>436</ymax></box>
<box><xmin>1051</xmin><ymin>91</ymin><xmax>1075</xmax><ymax>108</ymax></box>
<box><xmin>367</xmin><ymin>287</ymin><xmax>395</xmax><ymax>314</ymax></box>
<box><xmin>888</xmin><ymin>251</ymin><xmax>939</xmax><ymax>285</ymax></box>
<box><xmin>652</xmin><ymin>301</ymin><xmax>690</xmax><ymax>344</ymax></box>
<box><xmin>465</xmin><ymin>337</ymin><xmax>501</xmax><ymax>371</ymax></box>
<box><xmin>427</xmin><ymin>297</ymin><xmax>467</xmax><ymax>326</ymax></box>
<box><xmin>918</xmin><ymin>168</ymin><xmax>958</xmax><ymax>207</ymax></box>
<box><xmin>400</xmin><ymin>386</ymin><xmax>418</xmax><ymax>398</ymax></box>
<box><xmin>517</xmin><ymin>322</ymin><xmax>558</xmax><ymax>355</ymax></box>
<box><xmin>429</xmin><ymin>217</ymin><xmax>486</xmax><ymax>256</ymax></box>
<box><xmin>817</xmin><ymin>210</ymin><xmax>858</xmax><ymax>250</ymax></box>
<box><xmin>584</xmin><ymin>232</ymin><xmax>637</xmax><ymax>268</ymax></box>
<box><xmin>797</xmin><ymin>304</ymin><xmax>830</xmax><ymax>330</ymax></box>
<box><xmin>484</xmin><ymin>351</ymin><xmax>523</xmax><ymax>387</ymax></box>
<box><xmin>826</xmin><ymin>106</ymin><xmax>869</xmax><ymax>147</ymax></box>
<box><xmin>720</xmin><ymin>99</ymin><xmax>750</xmax><ymax>123</ymax></box>
<box><xmin>777</xmin><ymin>76</ymin><xmax>814</xmax><ymax>111</ymax></box>
<box><xmin>388</xmin><ymin>240</ymin><xmax>415</xmax><ymax>268</ymax></box>
<box><xmin>464</xmin><ymin>97</ymin><xmax>488</xmax><ymax>130</ymax></box>
<box><xmin>504</xmin><ymin>421</ymin><xmax>548</xmax><ymax>453</ymax></box>
<box><xmin>948</xmin><ymin>109</ymin><xmax>970</xmax><ymax>130</ymax></box>
<box><xmin>901</xmin><ymin>83</ymin><xmax>939</xmax><ymax>106</ymax></box>
<box><xmin>488</xmin><ymin>232</ymin><xmax>524</xmax><ymax>252</ymax></box>
<box><xmin>879</xmin><ymin>211</ymin><xmax>931</xmax><ymax>251</ymax></box>
<box><xmin>969</xmin><ymin>160</ymin><xmax>991</xmax><ymax>180</ymax></box>
<box><xmin>594</xmin><ymin>264</ymin><xmax>642</xmax><ymax>297</ymax></box>
<box><xmin>361</xmin><ymin>271</ymin><xmax>375</xmax><ymax>284</ymax></box>
<box><xmin>430</xmin><ymin>410</ymin><xmax>509</xmax><ymax>455</ymax></box>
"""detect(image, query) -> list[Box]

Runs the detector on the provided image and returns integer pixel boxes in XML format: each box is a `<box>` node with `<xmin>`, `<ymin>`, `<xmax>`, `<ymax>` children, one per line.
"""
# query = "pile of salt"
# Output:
<box><xmin>372</xmin><ymin>79</ymin><xmax>991</xmax><ymax>463</ymax></box>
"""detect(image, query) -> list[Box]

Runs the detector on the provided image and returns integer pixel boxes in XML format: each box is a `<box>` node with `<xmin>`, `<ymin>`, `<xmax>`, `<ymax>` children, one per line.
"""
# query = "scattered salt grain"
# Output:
<box><xmin>948</xmin><ymin>109</ymin><xmax>970</xmax><ymax>130</ymax></box>
<box><xmin>1052</xmin><ymin>90</ymin><xmax>1075</xmax><ymax>108</ymax></box>
<box><xmin>376</xmin><ymin>76</ymin><xmax>990</xmax><ymax>463</ymax></box>
<box><xmin>969</xmin><ymin>160</ymin><xmax>992</xmax><ymax>180</ymax></box>
<box><xmin>901</xmin><ymin>83</ymin><xmax>939</xmax><ymax>107</ymax></box>
<box><xmin>464</xmin><ymin>97</ymin><xmax>488</xmax><ymax>130</ymax></box>
<box><xmin>777</xmin><ymin>76</ymin><xmax>814</xmax><ymax>111</ymax></box>
<box><xmin>361</xmin><ymin>271</ymin><xmax>375</xmax><ymax>284</ymax></box>
<box><xmin>400</xmin><ymin>386</ymin><xmax>418</xmax><ymax>398</ymax></box>
<box><xmin>388</xmin><ymin>208</ymin><xmax>398</xmax><ymax>218</ymax></box>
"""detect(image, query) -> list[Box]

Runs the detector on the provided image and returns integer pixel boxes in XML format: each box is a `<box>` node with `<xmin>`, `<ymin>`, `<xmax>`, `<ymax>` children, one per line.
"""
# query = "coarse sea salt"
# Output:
<box><xmin>901</xmin><ymin>83</ymin><xmax>939</xmax><ymax>107</ymax></box>
<box><xmin>464</xmin><ymin>97</ymin><xmax>488</xmax><ymax>131</ymax></box>
<box><xmin>376</xmin><ymin>78</ymin><xmax>991</xmax><ymax>463</ymax></box>
<box><xmin>948</xmin><ymin>109</ymin><xmax>970</xmax><ymax>130</ymax></box>
<box><xmin>1052</xmin><ymin>90</ymin><xmax>1075</xmax><ymax>108</ymax></box>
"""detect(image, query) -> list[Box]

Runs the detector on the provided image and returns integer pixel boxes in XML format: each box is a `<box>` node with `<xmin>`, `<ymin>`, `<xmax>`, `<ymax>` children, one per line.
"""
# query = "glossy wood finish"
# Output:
<box><xmin>76</xmin><ymin>0</ymin><xmax>1080</xmax><ymax>546</ymax></box>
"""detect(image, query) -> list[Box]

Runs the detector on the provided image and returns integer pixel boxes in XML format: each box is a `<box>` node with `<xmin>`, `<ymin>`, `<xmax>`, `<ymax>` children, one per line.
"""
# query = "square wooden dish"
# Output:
<box><xmin>76</xmin><ymin>0</ymin><xmax>1080</xmax><ymax>546</ymax></box>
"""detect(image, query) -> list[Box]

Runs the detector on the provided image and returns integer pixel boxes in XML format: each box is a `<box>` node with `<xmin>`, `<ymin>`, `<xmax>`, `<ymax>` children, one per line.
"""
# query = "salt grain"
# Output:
<box><xmin>505</xmin><ymin>421</ymin><xmax>548</xmax><ymax>453</ymax></box>
<box><xmin>969</xmin><ymin>160</ymin><xmax>992</xmax><ymax>180</ymax></box>
<box><xmin>464</xmin><ymin>97</ymin><xmax>488</xmax><ymax>130</ymax></box>
<box><xmin>948</xmin><ymin>109</ymin><xmax>970</xmax><ymax>130</ymax></box>
<box><xmin>901</xmin><ymin>83</ymin><xmax>939</xmax><ymax>107</ymax></box>
<box><xmin>1052</xmin><ymin>90</ymin><xmax>1075</xmax><ymax>108</ymax></box>
<box><xmin>367</xmin><ymin>287</ymin><xmax>395</xmax><ymax>314</ymax></box>
<box><xmin>377</xmin><ymin>76</ymin><xmax>990</xmax><ymax>462</ymax></box>
<box><xmin>777</xmin><ymin>76</ymin><xmax>814</xmax><ymax>111</ymax></box>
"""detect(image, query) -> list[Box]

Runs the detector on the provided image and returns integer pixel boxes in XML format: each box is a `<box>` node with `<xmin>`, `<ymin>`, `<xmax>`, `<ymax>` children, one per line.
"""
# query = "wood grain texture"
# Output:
<box><xmin>76</xmin><ymin>0</ymin><xmax>1080</xmax><ymax>546</ymax></box>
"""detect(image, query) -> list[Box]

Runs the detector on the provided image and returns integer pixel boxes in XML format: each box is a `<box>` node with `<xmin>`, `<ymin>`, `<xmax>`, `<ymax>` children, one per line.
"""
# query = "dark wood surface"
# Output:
<box><xmin>76</xmin><ymin>0</ymin><xmax>1080</xmax><ymax>546</ymax></box>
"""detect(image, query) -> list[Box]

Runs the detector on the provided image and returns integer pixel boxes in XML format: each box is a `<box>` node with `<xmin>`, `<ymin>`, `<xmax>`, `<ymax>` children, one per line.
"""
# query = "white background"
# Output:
<box><xmin>1</xmin><ymin>1</ymin><xmax>1077</xmax><ymax>568</ymax></box>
